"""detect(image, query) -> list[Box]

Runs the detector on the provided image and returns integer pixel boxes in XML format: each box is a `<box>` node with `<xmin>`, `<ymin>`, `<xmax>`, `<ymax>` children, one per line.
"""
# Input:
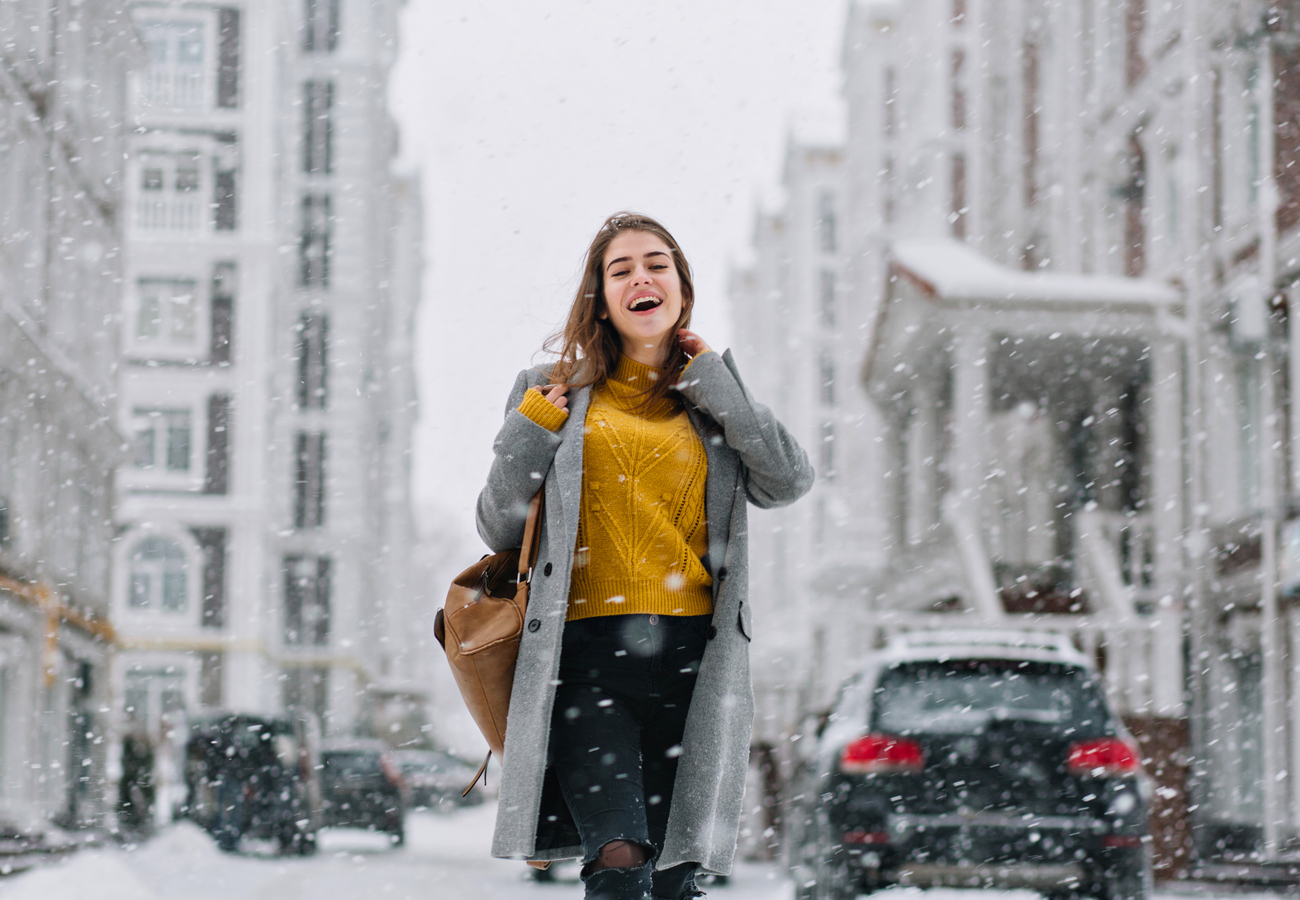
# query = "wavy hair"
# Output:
<box><xmin>542</xmin><ymin>212</ymin><xmax>695</xmax><ymax>406</ymax></box>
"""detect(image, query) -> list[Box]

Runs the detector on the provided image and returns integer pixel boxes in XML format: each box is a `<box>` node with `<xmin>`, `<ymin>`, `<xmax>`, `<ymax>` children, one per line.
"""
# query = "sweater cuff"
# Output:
<box><xmin>518</xmin><ymin>387</ymin><xmax>569</xmax><ymax>432</ymax></box>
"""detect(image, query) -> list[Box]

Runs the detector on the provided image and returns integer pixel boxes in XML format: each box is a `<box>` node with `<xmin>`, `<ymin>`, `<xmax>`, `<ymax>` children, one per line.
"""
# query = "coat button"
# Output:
<box><xmin>707</xmin><ymin>626</ymin><xmax>717</xmax><ymax>640</ymax></box>
<box><xmin>527</xmin><ymin>619</ymin><xmax>541</xmax><ymax>633</ymax></box>
<box><xmin>717</xmin><ymin>567</ymin><xmax>728</xmax><ymax>581</ymax></box>
<box><xmin>649</xmin><ymin>615</ymin><xmax>659</xmax><ymax>625</ymax></box>
<box><xmin>543</xmin><ymin>562</ymin><xmax>553</xmax><ymax>576</ymax></box>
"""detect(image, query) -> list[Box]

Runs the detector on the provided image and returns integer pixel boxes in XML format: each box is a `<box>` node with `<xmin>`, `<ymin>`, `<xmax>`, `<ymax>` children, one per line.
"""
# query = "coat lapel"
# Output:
<box><xmin>552</xmin><ymin>383</ymin><xmax>591</xmax><ymax>562</ymax></box>
<box><xmin>688</xmin><ymin>406</ymin><xmax>737</xmax><ymax>578</ymax></box>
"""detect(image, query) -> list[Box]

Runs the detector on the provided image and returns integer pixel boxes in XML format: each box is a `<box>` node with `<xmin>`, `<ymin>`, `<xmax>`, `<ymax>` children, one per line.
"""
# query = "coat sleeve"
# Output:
<box><xmin>675</xmin><ymin>350</ymin><xmax>815</xmax><ymax>509</ymax></box>
<box><xmin>475</xmin><ymin>368</ymin><xmax>565</xmax><ymax>551</ymax></box>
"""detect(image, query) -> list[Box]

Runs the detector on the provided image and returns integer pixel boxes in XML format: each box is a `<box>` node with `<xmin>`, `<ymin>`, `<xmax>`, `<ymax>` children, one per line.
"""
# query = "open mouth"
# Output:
<box><xmin>628</xmin><ymin>296</ymin><xmax>662</xmax><ymax>313</ymax></box>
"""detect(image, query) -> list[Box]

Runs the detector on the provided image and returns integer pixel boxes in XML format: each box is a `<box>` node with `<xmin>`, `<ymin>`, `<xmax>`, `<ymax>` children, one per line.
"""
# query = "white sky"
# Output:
<box><xmin>390</xmin><ymin>0</ymin><xmax>847</xmax><ymax>535</ymax></box>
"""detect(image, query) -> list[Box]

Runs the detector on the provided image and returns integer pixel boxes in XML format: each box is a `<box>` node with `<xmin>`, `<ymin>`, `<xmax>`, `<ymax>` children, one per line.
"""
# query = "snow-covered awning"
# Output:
<box><xmin>865</xmin><ymin>238</ymin><xmax>1186</xmax><ymax>395</ymax></box>
<box><xmin>891</xmin><ymin>239</ymin><xmax>1182</xmax><ymax>307</ymax></box>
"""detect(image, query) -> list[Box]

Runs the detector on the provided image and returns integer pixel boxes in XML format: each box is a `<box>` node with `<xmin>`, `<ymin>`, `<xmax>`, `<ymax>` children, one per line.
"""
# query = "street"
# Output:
<box><xmin>0</xmin><ymin>800</ymin><xmax>1264</xmax><ymax>900</ymax></box>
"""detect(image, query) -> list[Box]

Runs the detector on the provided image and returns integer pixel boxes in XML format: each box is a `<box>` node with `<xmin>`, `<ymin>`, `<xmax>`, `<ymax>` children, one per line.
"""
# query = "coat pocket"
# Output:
<box><xmin>737</xmin><ymin>600</ymin><xmax>752</xmax><ymax>642</ymax></box>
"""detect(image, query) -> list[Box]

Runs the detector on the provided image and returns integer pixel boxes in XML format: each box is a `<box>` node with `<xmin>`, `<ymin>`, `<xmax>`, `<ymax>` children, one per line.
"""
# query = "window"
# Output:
<box><xmin>214</xmin><ymin>140</ymin><xmax>238</xmax><ymax>231</ymax></box>
<box><xmin>294</xmin><ymin>432</ymin><xmax>327</xmax><ymax>529</ymax></box>
<box><xmin>303</xmin><ymin>81</ymin><xmax>334</xmax><ymax>175</ymax></box>
<box><xmin>135</xmin><ymin>278</ymin><xmax>199</xmax><ymax>349</ymax></box>
<box><xmin>204</xmin><ymin>394</ymin><xmax>231</xmax><ymax>494</ymax></box>
<box><xmin>283</xmin><ymin>666</ymin><xmax>330</xmax><ymax>726</ymax></box>
<box><xmin>135</xmin><ymin>151</ymin><xmax>205</xmax><ymax>231</ymax></box>
<box><xmin>303</xmin><ymin>0</ymin><xmax>340</xmax><ymax>53</ymax></box>
<box><xmin>300</xmin><ymin>194</ymin><xmax>332</xmax><ymax>287</ymax></box>
<box><xmin>217</xmin><ymin>8</ymin><xmax>240</xmax><ymax>109</ymax></box>
<box><xmin>951</xmin><ymin>48</ymin><xmax>966</xmax><ymax>131</ymax></box>
<box><xmin>284</xmin><ymin>555</ymin><xmax>331</xmax><ymax>646</ymax></box>
<box><xmin>1023</xmin><ymin>39</ymin><xmax>1041</xmax><ymax>208</ymax></box>
<box><xmin>128</xmin><ymin>537</ymin><xmax>189</xmax><ymax>612</ymax></box>
<box><xmin>819</xmin><ymin>350</ymin><xmax>836</xmax><ymax>407</ymax></box>
<box><xmin>1124</xmin><ymin>132</ymin><xmax>1146</xmax><ymax>277</ymax></box>
<box><xmin>816</xmin><ymin>190</ymin><xmax>837</xmax><ymax>254</ymax></box>
<box><xmin>1125</xmin><ymin>0</ymin><xmax>1146</xmax><ymax>88</ymax></box>
<box><xmin>137</xmin><ymin>18</ymin><xmax>208</xmax><ymax>112</ymax></box>
<box><xmin>133</xmin><ymin>409</ymin><xmax>192</xmax><ymax>472</ymax></box>
<box><xmin>297</xmin><ymin>313</ymin><xmax>330</xmax><ymax>408</ymax></box>
<box><xmin>210</xmin><ymin>262</ymin><xmax>235</xmax><ymax>363</ymax></box>
<box><xmin>818</xmin><ymin>270</ymin><xmax>835</xmax><ymax>328</ymax></box>
<box><xmin>192</xmin><ymin>527</ymin><xmax>227</xmax><ymax>629</ymax></box>
<box><xmin>951</xmin><ymin>153</ymin><xmax>968</xmax><ymax>239</ymax></box>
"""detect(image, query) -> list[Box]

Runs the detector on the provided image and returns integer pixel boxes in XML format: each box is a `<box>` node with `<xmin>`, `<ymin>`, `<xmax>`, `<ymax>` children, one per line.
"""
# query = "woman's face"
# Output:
<box><xmin>600</xmin><ymin>230</ymin><xmax>685</xmax><ymax>363</ymax></box>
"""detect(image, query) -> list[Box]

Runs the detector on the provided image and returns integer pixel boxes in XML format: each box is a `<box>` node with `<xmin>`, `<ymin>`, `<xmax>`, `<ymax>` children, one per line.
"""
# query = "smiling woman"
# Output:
<box><xmin>471</xmin><ymin>212</ymin><xmax>814</xmax><ymax>899</ymax></box>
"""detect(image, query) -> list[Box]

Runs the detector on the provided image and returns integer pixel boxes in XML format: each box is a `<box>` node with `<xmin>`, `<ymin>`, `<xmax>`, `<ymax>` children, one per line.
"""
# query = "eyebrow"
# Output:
<box><xmin>605</xmin><ymin>250</ymin><xmax>670</xmax><ymax>272</ymax></box>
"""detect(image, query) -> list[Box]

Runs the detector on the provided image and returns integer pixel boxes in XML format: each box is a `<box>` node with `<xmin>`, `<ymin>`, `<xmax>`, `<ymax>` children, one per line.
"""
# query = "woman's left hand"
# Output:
<box><xmin>677</xmin><ymin>329</ymin><xmax>713</xmax><ymax>358</ymax></box>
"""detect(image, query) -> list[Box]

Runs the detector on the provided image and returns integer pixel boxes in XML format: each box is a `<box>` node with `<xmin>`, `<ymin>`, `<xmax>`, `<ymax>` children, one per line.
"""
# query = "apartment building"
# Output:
<box><xmin>114</xmin><ymin>0</ymin><xmax>425</xmax><ymax>763</ymax></box>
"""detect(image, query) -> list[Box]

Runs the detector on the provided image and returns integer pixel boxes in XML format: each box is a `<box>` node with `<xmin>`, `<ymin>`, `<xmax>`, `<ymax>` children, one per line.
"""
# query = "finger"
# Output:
<box><xmin>552</xmin><ymin>396</ymin><xmax>568</xmax><ymax>411</ymax></box>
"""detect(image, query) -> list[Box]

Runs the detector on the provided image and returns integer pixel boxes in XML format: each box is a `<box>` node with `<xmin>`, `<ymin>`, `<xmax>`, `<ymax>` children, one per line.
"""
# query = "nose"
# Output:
<box><xmin>631</xmin><ymin>264</ymin><xmax>653</xmax><ymax>285</ymax></box>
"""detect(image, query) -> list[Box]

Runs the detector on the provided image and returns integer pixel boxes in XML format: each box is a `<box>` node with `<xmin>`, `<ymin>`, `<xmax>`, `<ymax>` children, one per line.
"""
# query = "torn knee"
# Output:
<box><xmin>587</xmin><ymin>839</ymin><xmax>651</xmax><ymax>873</ymax></box>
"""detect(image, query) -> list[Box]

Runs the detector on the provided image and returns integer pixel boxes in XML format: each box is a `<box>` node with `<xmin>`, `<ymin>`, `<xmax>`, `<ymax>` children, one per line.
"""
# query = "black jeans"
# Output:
<box><xmin>550</xmin><ymin>613</ymin><xmax>711</xmax><ymax>900</ymax></box>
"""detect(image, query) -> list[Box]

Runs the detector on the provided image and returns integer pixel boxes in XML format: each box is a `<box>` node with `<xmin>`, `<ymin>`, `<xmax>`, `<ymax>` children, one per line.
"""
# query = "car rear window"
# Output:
<box><xmin>323</xmin><ymin>751</ymin><xmax>382</xmax><ymax>776</ymax></box>
<box><xmin>872</xmin><ymin>659</ymin><xmax>1110</xmax><ymax>735</ymax></box>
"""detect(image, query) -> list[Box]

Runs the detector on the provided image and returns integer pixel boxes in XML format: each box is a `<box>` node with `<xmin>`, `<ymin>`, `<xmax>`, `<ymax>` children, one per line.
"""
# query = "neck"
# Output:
<box><xmin>620</xmin><ymin>336</ymin><xmax>669</xmax><ymax>369</ymax></box>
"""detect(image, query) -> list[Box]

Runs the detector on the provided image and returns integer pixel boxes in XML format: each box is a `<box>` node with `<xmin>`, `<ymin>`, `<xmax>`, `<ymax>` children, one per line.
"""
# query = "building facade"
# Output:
<box><xmin>114</xmin><ymin>0</ymin><xmax>425</xmax><ymax>775</ymax></box>
<box><xmin>738</xmin><ymin>0</ymin><xmax>1300</xmax><ymax>874</ymax></box>
<box><xmin>0</xmin><ymin>2</ymin><xmax>141</xmax><ymax>829</ymax></box>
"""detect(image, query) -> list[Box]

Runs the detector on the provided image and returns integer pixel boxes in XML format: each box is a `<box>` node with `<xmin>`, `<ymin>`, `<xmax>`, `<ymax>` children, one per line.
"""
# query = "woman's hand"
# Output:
<box><xmin>677</xmin><ymin>329</ymin><xmax>712</xmax><ymax>358</ymax></box>
<box><xmin>540</xmin><ymin>383</ymin><xmax>569</xmax><ymax>412</ymax></box>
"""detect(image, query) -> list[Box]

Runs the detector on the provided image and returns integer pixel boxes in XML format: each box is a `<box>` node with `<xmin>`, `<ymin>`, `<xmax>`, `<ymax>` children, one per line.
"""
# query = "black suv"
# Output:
<box><xmin>184</xmin><ymin>712</ymin><xmax>322</xmax><ymax>854</ymax></box>
<box><xmin>789</xmin><ymin>631</ymin><xmax>1151</xmax><ymax>900</ymax></box>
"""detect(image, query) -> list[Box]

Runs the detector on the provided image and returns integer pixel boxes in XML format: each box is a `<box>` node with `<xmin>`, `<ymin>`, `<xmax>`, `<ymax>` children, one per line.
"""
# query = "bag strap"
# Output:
<box><xmin>517</xmin><ymin>491</ymin><xmax>544</xmax><ymax>581</ymax></box>
<box><xmin>463</xmin><ymin>750</ymin><xmax>490</xmax><ymax>797</ymax></box>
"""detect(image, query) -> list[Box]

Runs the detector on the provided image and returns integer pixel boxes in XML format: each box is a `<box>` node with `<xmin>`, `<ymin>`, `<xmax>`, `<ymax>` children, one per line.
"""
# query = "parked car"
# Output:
<box><xmin>319</xmin><ymin>739</ymin><xmax>407</xmax><ymax>844</ymax></box>
<box><xmin>183</xmin><ymin>712</ymin><xmax>322</xmax><ymax>855</ymax></box>
<box><xmin>788</xmin><ymin>630</ymin><xmax>1152</xmax><ymax>900</ymax></box>
<box><xmin>392</xmin><ymin>749</ymin><xmax>484</xmax><ymax>809</ymax></box>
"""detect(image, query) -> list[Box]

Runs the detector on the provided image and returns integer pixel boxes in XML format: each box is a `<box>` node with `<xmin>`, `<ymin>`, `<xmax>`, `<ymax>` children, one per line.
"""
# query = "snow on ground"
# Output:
<box><xmin>0</xmin><ymin>802</ymin><xmax>1281</xmax><ymax>900</ymax></box>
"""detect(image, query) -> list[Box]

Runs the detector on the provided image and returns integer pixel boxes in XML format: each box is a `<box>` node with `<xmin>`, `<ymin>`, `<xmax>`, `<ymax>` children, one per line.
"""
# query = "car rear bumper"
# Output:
<box><xmin>835</xmin><ymin>811</ymin><xmax>1143</xmax><ymax>877</ymax></box>
<box><xmin>893</xmin><ymin>861</ymin><xmax>1085</xmax><ymax>890</ymax></box>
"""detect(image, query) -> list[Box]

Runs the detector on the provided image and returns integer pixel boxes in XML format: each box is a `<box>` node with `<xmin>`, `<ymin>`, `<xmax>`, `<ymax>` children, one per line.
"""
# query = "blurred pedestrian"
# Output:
<box><xmin>117</xmin><ymin>729</ymin><xmax>155</xmax><ymax>835</ymax></box>
<box><xmin>477</xmin><ymin>212</ymin><xmax>813</xmax><ymax>899</ymax></box>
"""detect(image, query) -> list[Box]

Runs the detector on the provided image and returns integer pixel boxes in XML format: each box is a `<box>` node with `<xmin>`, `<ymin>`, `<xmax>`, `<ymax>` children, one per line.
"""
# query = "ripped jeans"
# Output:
<box><xmin>549</xmin><ymin>613</ymin><xmax>711</xmax><ymax>900</ymax></box>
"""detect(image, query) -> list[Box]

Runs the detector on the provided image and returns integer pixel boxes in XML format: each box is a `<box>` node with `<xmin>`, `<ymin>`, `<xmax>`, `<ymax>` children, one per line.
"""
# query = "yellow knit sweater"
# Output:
<box><xmin>516</xmin><ymin>356</ymin><xmax>713</xmax><ymax>620</ymax></box>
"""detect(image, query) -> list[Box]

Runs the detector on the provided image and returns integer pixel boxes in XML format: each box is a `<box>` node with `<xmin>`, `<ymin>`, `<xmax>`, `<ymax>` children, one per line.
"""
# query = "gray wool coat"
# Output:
<box><xmin>475</xmin><ymin>349</ymin><xmax>813</xmax><ymax>874</ymax></box>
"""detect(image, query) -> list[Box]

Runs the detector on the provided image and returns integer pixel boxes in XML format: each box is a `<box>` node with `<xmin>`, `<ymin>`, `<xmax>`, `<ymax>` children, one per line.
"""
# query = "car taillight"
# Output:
<box><xmin>1067</xmin><ymin>737</ymin><xmax>1139</xmax><ymax>776</ymax></box>
<box><xmin>380</xmin><ymin>755</ymin><xmax>405</xmax><ymax>789</ymax></box>
<box><xmin>839</xmin><ymin>734</ymin><xmax>924</xmax><ymax>774</ymax></box>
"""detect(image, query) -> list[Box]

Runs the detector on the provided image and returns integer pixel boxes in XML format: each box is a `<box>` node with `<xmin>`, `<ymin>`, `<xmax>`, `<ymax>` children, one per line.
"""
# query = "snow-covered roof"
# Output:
<box><xmin>892</xmin><ymin>239</ymin><xmax>1181</xmax><ymax>307</ymax></box>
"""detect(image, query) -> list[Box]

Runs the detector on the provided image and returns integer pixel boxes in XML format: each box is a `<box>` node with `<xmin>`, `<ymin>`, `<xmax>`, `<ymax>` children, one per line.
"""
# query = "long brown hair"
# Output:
<box><xmin>542</xmin><ymin>212</ymin><xmax>695</xmax><ymax>405</ymax></box>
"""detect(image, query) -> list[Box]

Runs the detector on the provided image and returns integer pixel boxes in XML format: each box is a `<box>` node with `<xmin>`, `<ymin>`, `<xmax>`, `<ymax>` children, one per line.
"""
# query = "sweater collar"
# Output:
<box><xmin>611</xmin><ymin>354</ymin><xmax>664</xmax><ymax>387</ymax></box>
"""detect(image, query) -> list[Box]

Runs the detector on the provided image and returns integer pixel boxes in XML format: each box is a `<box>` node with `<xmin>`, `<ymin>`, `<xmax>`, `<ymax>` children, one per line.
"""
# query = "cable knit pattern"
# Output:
<box><xmin>567</xmin><ymin>356</ymin><xmax>712</xmax><ymax>620</ymax></box>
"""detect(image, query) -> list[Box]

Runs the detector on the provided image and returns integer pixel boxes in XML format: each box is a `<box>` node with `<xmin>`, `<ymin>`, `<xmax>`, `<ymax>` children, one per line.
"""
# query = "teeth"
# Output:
<box><xmin>630</xmin><ymin>297</ymin><xmax>661</xmax><ymax>312</ymax></box>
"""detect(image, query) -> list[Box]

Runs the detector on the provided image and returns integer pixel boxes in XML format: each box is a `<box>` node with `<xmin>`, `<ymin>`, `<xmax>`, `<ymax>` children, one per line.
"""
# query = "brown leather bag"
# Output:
<box><xmin>433</xmin><ymin>491</ymin><xmax>543</xmax><ymax>789</ymax></box>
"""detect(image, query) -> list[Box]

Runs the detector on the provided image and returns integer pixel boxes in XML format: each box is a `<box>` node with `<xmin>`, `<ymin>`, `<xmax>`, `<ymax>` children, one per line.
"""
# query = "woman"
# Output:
<box><xmin>477</xmin><ymin>212</ymin><xmax>812</xmax><ymax>899</ymax></box>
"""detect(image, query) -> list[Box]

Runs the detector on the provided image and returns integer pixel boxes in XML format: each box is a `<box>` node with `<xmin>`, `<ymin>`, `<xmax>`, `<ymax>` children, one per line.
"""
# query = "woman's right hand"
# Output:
<box><xmin>541</xmin><ymin>384</ymin><xmax>569</xmax><ymax>412</ymax></box>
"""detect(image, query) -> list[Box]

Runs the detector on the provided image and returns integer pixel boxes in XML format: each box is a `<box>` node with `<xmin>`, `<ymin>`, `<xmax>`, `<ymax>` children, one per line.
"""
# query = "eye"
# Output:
<box><xmin>650</xmin><ymin>263</ymin><xmax>669</xmax><ymax>270</ymax></box>
<box><xmin>610</xmin><ymin>268</ymin><xmax>630</xmax><ymax>277</ymax></box>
